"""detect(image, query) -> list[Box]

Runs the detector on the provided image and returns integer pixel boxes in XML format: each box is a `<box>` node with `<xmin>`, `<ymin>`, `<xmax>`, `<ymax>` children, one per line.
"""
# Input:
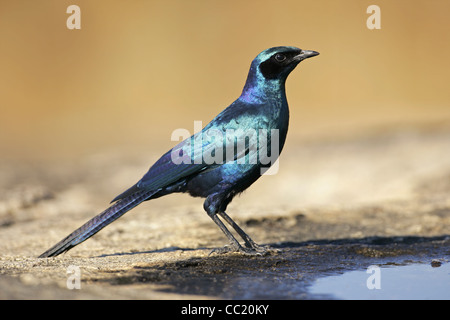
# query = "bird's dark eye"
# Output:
<box><xmin>274</xmin><ymin>53</ymin><xmax>286</xmax><ymax>62</ymax></box>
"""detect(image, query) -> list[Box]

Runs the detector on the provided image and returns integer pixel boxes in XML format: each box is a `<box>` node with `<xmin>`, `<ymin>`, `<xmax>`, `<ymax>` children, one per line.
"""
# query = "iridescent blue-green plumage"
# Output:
<box><xmin>39</xmin><ymin>46</ymin><xmax>319</xmax><ymax>258</ymax></box>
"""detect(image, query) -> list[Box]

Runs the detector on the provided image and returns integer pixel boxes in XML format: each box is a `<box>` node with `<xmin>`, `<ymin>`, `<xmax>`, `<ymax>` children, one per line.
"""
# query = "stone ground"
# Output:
<box><xmin>0</xmin><ymin>123</ymin><xmax>449</xmax><ymax>299</ymax></box>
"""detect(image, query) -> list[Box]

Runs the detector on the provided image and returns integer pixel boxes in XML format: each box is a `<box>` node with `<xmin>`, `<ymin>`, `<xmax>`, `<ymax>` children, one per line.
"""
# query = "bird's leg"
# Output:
<box><xmin>209</xmin><ymin>214</ymin><xmax>265</xmax><ymax>255</ymax></box>
<box><xmin>209</xmin><ymin>214</ymin><xmax>242</xmax><ymax>253</ymax></box>
<box><xmin>218</xmin><ymin>211</ymin><xmax>259</xmax><ymax>249</ymax></box>
<box><xmin>218</xmin><ymin>211</ymin><xmax>274</xmax><ymax>254</ymax></box>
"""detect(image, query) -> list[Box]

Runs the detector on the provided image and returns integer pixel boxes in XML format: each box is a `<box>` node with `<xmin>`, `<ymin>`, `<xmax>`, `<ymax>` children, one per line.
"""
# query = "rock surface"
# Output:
<box><xmin>1</xmin><ymin>124</ymin><xmax>449</xmax><ymax>299</ymax></box>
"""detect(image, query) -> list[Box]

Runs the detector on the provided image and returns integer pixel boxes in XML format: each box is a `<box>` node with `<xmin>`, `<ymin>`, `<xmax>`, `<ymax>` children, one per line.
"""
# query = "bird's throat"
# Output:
<box><xmin>240</xmin><ymin>79</ymin><xmax>286</xmax><ymax>104</ymax></box>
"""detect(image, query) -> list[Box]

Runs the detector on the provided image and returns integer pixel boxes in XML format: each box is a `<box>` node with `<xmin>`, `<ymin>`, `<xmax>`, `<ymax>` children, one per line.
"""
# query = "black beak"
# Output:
<box><xmin>293</xmin><ymin>50</ymin><xmax>320</xmax><ymax>62</ymax></box>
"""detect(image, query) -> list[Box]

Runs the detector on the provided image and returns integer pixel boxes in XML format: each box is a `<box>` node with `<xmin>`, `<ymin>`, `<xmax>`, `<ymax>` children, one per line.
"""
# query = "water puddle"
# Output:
<box><xmin>309</xmin><ymin>261</ymin><xmax>450</xmax><ymax>299</ymax></box>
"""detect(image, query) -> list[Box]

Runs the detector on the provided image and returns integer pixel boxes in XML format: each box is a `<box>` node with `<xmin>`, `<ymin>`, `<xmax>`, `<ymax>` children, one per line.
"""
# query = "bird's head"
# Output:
<box><xmin>241</xmin><ymin>46</ymin><xmax>319</xmax><ymax>101</ymax></box>
<box><xmin>256</xmin><ymin>46</ymin><xmax>319</xmax><ymax>80</ymax></box>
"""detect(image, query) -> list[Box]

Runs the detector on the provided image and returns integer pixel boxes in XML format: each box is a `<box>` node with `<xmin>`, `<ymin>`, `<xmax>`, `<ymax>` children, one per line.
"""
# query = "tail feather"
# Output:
<box><xmin>38</xmin><ymin>189</ymin><xmax>156</xmax><ymax>258</ymax></box>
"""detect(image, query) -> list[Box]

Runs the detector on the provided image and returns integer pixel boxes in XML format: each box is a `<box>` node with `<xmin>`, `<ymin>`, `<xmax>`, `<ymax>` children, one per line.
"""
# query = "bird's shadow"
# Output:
<box><xmin>93</xmin><ymin>246</ymin><xmax>203</xmax><ymax>258</ymax></box>
<box><xmin>89</xmin><ymin>234</ymin><xmax>448</xmax><ymax>299</ymax></box>
<box><xmin>93</xmin><ymin>234</ymin><xmax>449</xmax><ymax>258</ymax></box>
<box><xmin>272</xmin><ymin>234</ymin><xmax>449</xmax><ymax>248</ymax></box>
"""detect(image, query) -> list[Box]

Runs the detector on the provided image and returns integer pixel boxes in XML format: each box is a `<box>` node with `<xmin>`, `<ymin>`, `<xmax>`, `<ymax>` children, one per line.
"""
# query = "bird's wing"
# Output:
<box><xmin>113</xmin><ymin>101</ymin><xmax>268</xmax><ymax>202</ymax></box>
<box><xmin>113</xmin><ymin>130</ymin><xmax>223</xmax><ymax>198</ymax></box>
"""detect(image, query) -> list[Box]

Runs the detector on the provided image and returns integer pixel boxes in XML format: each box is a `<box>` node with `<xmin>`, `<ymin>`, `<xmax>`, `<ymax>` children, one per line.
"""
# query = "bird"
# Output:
<box><xmin>38</xmin><ymin>46</ymin><xmax>319</xmax><ymax>258</ymax></box>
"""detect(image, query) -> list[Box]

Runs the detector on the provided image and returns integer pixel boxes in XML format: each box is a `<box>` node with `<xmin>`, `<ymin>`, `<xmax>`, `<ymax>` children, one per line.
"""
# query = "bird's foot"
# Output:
<box><xmin>246</xmin><ymin>243</ymin><xmax>281</xmax><ymax>255</ymax></box>
<box><xmin>210</xmin><ymin>243</ymin><xmax>280</xmax><ymax>256</ymax></box>
<box><xmin>210</xmin><ymin>244</ymin><xmax>263</xmax><ymax>256</ymax></box>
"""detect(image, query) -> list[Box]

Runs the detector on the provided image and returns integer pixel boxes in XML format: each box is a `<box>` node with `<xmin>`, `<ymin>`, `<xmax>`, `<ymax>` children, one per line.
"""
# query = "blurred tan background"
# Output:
<box><xmin>1</xmin><ymin>0</ymin><xmax>450</xmax><ymax>160</ymax></box>
<box><xmin>1</xmin><ymin>2</ymin><xmax>450</xmax><ymax>293</ymax></box>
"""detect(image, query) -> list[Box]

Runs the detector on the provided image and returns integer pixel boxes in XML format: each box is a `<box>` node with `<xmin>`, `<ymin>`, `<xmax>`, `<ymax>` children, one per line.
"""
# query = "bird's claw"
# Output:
<box><xmin>247</xmin><ymin>243</ymin><xmax>281</xmax><ymax>255</ymax></box>
<box><xmin>210</xmin><ymin>243</ymin><xmax>280</xmax><ymax>256</ymax></box>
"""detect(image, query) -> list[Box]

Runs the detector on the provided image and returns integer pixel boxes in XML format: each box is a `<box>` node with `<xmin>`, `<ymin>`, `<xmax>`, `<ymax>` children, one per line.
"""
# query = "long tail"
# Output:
<box><xmin>38</xmin><ymin>189</ymin><xmax>156</xmax><ymax>258</ymax></box>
